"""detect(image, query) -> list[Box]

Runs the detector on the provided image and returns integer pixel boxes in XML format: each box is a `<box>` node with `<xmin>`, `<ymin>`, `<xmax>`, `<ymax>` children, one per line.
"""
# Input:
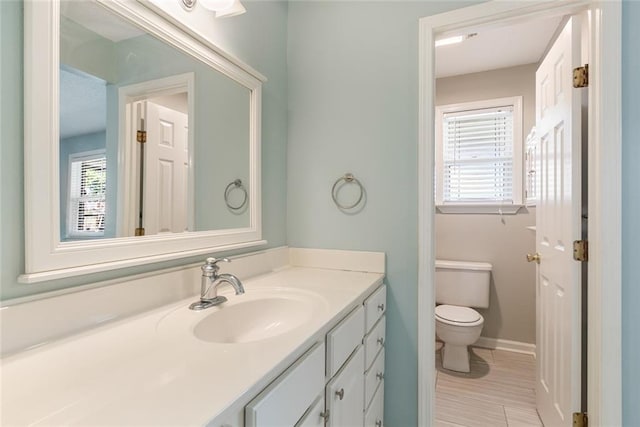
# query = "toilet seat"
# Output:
<box><xmin>435</xmin><ymin>305</ymin><xmax>483</xmax><ymax>327</ymax></box>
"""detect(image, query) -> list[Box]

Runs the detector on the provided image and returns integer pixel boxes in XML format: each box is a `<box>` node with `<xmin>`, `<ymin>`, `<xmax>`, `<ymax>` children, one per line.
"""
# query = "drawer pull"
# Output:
<box><xmin>376</xmin><ymin>372</ymin><xmax>384</xmax><ymax>380</ymax></box>
<box><xmin>378</xmin><ymin>303</ymin><xmax>385</xmax><ymax>311</ymax></box>
<box><xmin>335</xmin><ymin>388</ymin><xmax>345</xmax><ymax>400</ymax></box>
<box><xmin>377</xmin><ymin>337</ymin><xmax>385</xmax><ymax>346</ymax></box>
<box><xmin>376</xmin><ymin>420</ymin><xmax>382</xmax><ymax>427</ymax></box>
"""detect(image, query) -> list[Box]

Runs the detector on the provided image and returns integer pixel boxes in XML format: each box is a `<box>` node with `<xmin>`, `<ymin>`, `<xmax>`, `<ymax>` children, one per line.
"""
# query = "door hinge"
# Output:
<box><xmin>136</xmin><ymin>130</ymin><xmax>147</xmax><ymax>143</ymax></box>
<box><xmin>573</xmin><ymin>64</ymin><xmax>589</xmax><ymax>88</ymax></box>
<box><xmin>135</xmin><ymin>227</ymin><xmax>145</xmax><ymax>236</ymax></box>
<box><xmin>573</xmin><ymin>240</ymin><xmax>588</xmax><ymax>262</ymax></box>
<box><xmin>573</xmin><ymin>412</ymin><xmax>588</xmax><ymax>427</ymax></box>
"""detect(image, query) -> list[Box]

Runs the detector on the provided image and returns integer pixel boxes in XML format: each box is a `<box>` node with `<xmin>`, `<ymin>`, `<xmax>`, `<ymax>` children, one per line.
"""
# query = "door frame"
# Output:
<box><xmin>116</xmin><ymin>73</ymin><xmax>195</xmax><ymax>237</ymax></box>
<box><xmin>417</xmin><ymin>1</ymin><xmax>621</xmax><ymax>426</ymax></box>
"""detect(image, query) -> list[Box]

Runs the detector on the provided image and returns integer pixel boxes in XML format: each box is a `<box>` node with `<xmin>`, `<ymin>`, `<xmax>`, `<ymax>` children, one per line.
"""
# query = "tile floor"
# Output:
<box><xmin>435</xmin><ymin>344</ymin><xmax>543</xmax><ymax>427</ymax></box>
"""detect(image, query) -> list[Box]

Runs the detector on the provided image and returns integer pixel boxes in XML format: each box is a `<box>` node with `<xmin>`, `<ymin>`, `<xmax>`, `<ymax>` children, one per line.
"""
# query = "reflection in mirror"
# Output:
<box><xmin>58</xmin><ymin>1</ymin><xmax>250</xmax><ymax>241</ymax></box>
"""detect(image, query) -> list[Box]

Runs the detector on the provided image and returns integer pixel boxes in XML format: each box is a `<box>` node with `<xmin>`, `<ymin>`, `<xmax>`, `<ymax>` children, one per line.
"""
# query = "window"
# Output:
<box><xmin>67</xmin><ymin>150</ymin><xmax>106</xmax><ymax>237</ymax></box>
<box><xmin>435</xmin><ymin>96</ymin><xmax>523</xmax><ymax>214</ymax></box>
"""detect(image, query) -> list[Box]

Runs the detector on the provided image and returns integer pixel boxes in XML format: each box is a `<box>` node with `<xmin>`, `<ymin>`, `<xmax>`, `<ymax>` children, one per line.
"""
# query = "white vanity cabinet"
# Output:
<box><xmin>363</xmin><ymin>286</ymin><xmax>386</xmax><ymax>427</ymax></box>
<box><xmin>325</xmin><ymin>284</ymin><xmax>387</xmax><ymax>427</ymax></box>
<box><xmin>243</xmin><ymin>284</ymin><xmax>386</xmax><ymax>427</ymax></box>
<box><xmin>245</xmin><ymin>343</ymin><xmax>325</xmax><ymax>427</ymax></box>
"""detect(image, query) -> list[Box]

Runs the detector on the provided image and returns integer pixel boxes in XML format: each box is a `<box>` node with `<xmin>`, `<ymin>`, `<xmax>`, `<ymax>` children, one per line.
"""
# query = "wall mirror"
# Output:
<box><xmin>22</xmin><ymin>0</ymin><xmax>266</xmax><ymax>283</ymax></box>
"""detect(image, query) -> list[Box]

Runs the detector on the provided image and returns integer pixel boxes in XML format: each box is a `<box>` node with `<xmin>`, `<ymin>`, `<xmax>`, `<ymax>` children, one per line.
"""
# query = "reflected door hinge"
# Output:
<box><xmin>135</xmin><ymin>227</ymin><xmax>145</xmax><ymax>236</ymax></box>
<box><xmin>137</xmin><ymin>130</ymin><xmax>147</xmax><ymax>143</ymax></box>
<box><xmin>573</xmin><ymin>240</ymin><xmax>588</xmax><ymax>262</ymax></box>
<box><xmin>573</xmin><ymin>64</ymin><xmax>589</xmax><ymax>88</ymax></box>
<box><xmin>573</xmin><ymin>412</ymin><xmax>588</xmax><ymax>427</ymax></box>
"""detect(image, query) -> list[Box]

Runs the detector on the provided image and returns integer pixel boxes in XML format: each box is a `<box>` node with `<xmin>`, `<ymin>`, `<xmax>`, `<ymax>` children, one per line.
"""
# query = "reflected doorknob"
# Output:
<box><xmin>527</xmin><ymin>253</ymin><xmax>541</xmax><ymax>264</ymax></box>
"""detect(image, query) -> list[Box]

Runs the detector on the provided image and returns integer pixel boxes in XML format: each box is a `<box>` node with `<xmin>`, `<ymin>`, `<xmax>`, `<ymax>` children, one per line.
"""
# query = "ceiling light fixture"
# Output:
<box><xmin>214</xmin><ymin>0</ymin><xmax>246</xmax><ymax>17</ymax></box>
<box><xmin>180</xmin><ymin>0</ymin><xmax>246</xmax><ymax>17</ymax></box>
<box><xmin>435</xmin><ymin>32</ymin><xmax>477</xmax><ymax>47</ymax></box>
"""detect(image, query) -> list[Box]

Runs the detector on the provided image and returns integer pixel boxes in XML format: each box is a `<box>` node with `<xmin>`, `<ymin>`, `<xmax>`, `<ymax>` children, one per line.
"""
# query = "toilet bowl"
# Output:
<box><xmin>435</xmin><ymin>260</ymin><xmax>491</xmax><ymax>373</ymax></box>
<box><xmin>435</xmin><ymin>304</ymin><xmax>484</xmax><ymax>372</ymax></box>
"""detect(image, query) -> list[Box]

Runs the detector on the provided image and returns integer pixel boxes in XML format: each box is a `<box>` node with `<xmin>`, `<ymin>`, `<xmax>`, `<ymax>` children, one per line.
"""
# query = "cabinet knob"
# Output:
<box><xmin>376</xmin><ymin>420</ymin><xmax>382</xmax><ymax>427</ymax></box>
<box><xmin>320</xmin><ymin>410</ymin><xmax>330</xmax><ymax>420</ymax></box>
<box><xmin>378</xmin><ymin>303</ymin><xmax>385</xmax><ymax>311</ymax></box>
<box><xmin>377</xmin><ymin>337</ymin><xmax>384</xmax><ymax>346</ymax></box>
<box><xmin>335</xmin><ymin>388</ymin><xmax>345</xmax><ymax>400</ymax></box>
<box><xmin>376</xmin><ymin>372</ymin><xmax>384</xmax><ymax>380</ymax></box>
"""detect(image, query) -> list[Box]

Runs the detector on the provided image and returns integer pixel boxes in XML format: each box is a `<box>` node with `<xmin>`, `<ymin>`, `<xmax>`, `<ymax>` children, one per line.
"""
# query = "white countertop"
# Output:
<box><xmin>1</xmin><ymin>266</ymin><xmax>383</xmax><ymax>426</ymax></box>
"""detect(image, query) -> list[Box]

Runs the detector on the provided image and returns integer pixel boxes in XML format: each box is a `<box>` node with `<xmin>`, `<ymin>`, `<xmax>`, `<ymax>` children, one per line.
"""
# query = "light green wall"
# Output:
<box><xmin>621</xmin><ymin>1</ymin><xmax>640</xmax><ymax>424</ymax></box>
<box><xmin>0</xmin><ymin>0</ymin><xmax>288</xmax><ymax>300</ymax></box>
<box><xmin>285</xmin><ymin>2</ymin><xmax>477</xmax><ymax>425</ymax></box>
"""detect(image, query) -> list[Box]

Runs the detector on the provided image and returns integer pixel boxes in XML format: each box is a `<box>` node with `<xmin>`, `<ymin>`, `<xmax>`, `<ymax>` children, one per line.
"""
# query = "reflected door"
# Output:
<box><xmin>535</xmin><ymin>16</ymin><xmax>583</xmax><ymax>427</ymax></box>
<box><xmin>141</xmin><ymin>101</ymin><xmax>189</xmax><ymax>234</ymax></box>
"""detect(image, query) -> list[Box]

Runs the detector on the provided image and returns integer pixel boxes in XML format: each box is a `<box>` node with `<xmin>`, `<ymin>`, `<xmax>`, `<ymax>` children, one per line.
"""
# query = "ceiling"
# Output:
<box><xmin>435</xmin><ymin>16</ymin><xmax>564</xmax><ymax>78</ymax></box>
<box><xmin>59</xmin><ymin>67</ymin><xmax>107</xmax><ymax>140</ymax></box>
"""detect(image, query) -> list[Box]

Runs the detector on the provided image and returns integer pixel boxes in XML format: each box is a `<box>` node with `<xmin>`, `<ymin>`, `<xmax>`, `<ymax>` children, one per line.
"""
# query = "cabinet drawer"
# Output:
<box><xmin>364</xmin><ymin>286</ymin><xmax>386</xmax><ymax>333</ymax></box>
<box><xmin>364</xmin><ymin>316</ymin><xmax>385</xmax><ymax>370</ymax></box>
<box><xmin>364</xmin><ymin>350</ymin><xmax>385</xmax><ymax>410</ymax></box>
<box><xmin>295</xmin><ymin>395</ymin><xmax>325</xmax><ymax>427</ymax></box>
<box><xmin>364</xmin><ymin>379</ymin><xmax>384</xmax><ymax>427</ymax></box>
<box><xmin>246</xmin><ymin>342</ymin><xmax>324</xmax><ymax>427</ymax></box>
<box><xmin>326</xmin><ymin>305</ymin><xmax>364</xmax><ymax>378</ymax></box>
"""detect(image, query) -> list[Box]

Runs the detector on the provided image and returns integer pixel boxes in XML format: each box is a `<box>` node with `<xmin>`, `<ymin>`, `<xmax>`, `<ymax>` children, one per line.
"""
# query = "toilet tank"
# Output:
<box><xmin>435</xmin><ymin>259</ymin><xmax>492</xmax><ymax>308</ymax></box>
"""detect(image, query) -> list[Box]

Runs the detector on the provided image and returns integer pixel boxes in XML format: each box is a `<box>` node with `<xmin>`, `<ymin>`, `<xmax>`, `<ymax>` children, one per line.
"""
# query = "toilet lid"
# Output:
<box><xmin>435</xmin><ymin>305</ymin><xmax>481</xmax><ymax>323</ymax></box>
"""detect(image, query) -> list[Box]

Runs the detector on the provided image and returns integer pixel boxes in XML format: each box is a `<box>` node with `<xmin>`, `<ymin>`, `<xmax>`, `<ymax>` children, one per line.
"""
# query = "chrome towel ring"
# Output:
<box><xmin>332</xmin><ymin>173</ymin><xmax>364</xmax><ymax>210</ymax></box>
<box><xmin>224</xmin><ymin>179</ymin><xmax>248</xmax><ymax>210</ymax></box>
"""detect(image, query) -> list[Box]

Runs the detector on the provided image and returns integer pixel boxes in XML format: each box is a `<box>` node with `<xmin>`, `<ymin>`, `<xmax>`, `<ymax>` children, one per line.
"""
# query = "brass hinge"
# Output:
<box><xmin>573</xmin><ymin>64</ymin><xmax>589</xmax><ymax>88</ymax></box>
<box><xmin>135</xmin><ymin>227</ymin><xmax>145</xmax><ymax>236</ymax></box>
<box><xmin>573</xmin><ymin>412</ymin><xmax>588</xmax><ymax>427</ymax></box>
<box><xmin>573</xmin><ymin>240</ymin><xmax>588</xmax><ymax>262</ymax></box>
<box><xmin>136</xmin><ymin>130</ymin><xmax>147</xmax><ymax>143</ymax></box>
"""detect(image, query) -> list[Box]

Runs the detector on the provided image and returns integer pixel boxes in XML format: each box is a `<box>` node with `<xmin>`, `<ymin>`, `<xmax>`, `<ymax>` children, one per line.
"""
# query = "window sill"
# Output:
<box><xmin>436</xmin><ymin>204</ymin><xmax>525</xmax><ymax>215</ymax></box>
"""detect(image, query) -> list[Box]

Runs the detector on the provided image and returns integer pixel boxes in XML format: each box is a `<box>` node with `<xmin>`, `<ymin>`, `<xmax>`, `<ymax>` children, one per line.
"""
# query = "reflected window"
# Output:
<box><xmin>67</xmin><ymin>150</ymin><xmax>106</xmax><ymax>237</ymax></box>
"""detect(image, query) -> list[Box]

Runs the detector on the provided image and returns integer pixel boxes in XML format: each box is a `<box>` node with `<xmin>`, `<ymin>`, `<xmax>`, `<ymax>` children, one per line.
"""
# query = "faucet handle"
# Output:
<box><xmin>205</xmin><ymin>257</ymin><xmax>230</xmax><ymax>265</ymax></box>
<box><xmin>202</xmin><ymin>257</ymin><xmax>230</xmax><ymax>274</ymax></box>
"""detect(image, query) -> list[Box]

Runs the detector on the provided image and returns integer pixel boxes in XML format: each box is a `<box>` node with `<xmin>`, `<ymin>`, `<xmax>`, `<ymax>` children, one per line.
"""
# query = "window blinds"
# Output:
<box><xmin>69</xmin><ymin>155</ymin><xmax>106</xmax><ymax>234</ymax></box>
<box><xmin>441</xmin><ymin>106</ymin><xmax>514</xmax><ymax>204</ymax></box>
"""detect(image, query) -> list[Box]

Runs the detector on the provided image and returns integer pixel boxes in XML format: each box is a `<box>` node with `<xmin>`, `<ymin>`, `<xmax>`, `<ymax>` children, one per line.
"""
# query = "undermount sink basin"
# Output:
<box><xmin>192</xmin><ymin>294</ymin><xmax>317</xmax><ymax>344</ymax></box>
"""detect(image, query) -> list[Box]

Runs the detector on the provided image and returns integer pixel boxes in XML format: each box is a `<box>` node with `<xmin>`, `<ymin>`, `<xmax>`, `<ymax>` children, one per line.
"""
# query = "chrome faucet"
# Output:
<box><xmin>189</xmin><ymin>257</ymin><xmax>245</xmax><ymax>311</ymax></box>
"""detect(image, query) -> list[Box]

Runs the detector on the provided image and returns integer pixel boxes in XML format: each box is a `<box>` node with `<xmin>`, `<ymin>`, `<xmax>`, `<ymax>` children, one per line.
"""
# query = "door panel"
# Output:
<box><xmin>535</xmin><ymin>16</ymin><xmax>583</xmax><ymax>427</ymax></box>
<box><xmin>143</xmin><ymin>101</ymin><xmax>189</xmax><ymax>235</ymax></box>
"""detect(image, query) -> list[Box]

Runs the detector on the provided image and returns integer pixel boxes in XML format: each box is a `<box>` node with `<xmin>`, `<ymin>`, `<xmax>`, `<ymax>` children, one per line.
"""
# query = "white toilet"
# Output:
<box><xmin>435</xmin><ymin>259</ymin><xmax>492</xmax><ymax>373</ymax></box>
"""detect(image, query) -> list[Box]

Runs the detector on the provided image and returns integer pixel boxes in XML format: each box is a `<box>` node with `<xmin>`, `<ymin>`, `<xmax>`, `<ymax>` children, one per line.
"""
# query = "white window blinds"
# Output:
<box><xmin>441</xmin><ymin>105</ymin><xmax>515</xmax><ymax>204</ymax></box>
<box><xmin>69</xmin><ymin>154</ymin><xmax>106</xmax><ymax>235</ymax></box>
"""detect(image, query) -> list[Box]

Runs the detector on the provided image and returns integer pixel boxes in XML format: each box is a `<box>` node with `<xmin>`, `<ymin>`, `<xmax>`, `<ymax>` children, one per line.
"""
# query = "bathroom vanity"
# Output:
<box><xmin>0</xmin><ymin>248</ymin><xmax>386</xmax><ymax>426</ymax></box>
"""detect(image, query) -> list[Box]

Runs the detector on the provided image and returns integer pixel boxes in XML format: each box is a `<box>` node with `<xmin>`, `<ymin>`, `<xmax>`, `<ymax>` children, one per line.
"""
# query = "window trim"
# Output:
<box><xmin>66</xmin><ymin>149</ymin><xmax>107</xmax><ymax>238</ymax></box>
<box><xmin>435</xmin><ymin>96</ymin><xmax>524</xmax><ymax>214</ymax></box>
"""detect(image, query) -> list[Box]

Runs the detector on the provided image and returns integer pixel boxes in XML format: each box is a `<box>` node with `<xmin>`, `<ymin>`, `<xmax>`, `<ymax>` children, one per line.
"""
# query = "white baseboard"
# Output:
<box><xmin>474</xmin><ymin>336</ymin><xmax>536</xmax><ymax>356</ymax></box>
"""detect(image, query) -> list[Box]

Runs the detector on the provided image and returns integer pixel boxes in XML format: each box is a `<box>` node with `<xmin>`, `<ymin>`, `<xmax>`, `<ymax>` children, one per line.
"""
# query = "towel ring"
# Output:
<box><xmin>224</xmin><ymin>179</ymin><xmax>248</xmax><ymax>210</ymax></box>
<box><xmin>332</xmin><ymin>173</ymin><xmax>364</xmax><ymax>210</ymax></box>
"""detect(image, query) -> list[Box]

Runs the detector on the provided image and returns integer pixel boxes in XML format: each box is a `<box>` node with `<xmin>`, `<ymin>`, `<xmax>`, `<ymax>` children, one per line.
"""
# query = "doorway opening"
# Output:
<box><xmin>418</xmin><ymin>2</ymin><xmax>621</xmax><ymax>426</ymax></box>
<box><xmin>431</xmin><ymin>13</ymin><xmax>583</xmax><ymax>426</ymax></box>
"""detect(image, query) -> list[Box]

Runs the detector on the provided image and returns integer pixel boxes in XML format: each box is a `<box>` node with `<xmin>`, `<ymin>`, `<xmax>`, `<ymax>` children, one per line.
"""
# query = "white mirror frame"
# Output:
<box><xmin>22</xmin><ymin>0</ymin><xmax>266</xmax><ymax>283</ymax></box>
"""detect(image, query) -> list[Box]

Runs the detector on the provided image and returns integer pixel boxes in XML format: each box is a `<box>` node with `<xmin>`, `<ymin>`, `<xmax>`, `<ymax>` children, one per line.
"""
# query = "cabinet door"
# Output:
<box><xmin>326</xmin><ymin>346</ymin><xmax>364</xmax><ymax>427</ymax></box>
<box><xmin>295</xmin><ymin>395</ymin><xmax>325</xmax><ymax>427</ymax></box>
<box><xmin>246</xmin><ymin>343</ymin><xmax>324</xmax><ymax>427</ymax></box>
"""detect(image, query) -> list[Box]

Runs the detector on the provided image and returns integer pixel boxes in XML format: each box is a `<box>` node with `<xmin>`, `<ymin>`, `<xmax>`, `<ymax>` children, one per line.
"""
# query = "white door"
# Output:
<box><xmin>535</xmin><ymin>16</ymin><xmax>583</xmax><ymax>427</ymax></box>
<box><xmin>141</xmin><ymin>101</ymin><xmax>189</xmax><ymax>235</ymax></box>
